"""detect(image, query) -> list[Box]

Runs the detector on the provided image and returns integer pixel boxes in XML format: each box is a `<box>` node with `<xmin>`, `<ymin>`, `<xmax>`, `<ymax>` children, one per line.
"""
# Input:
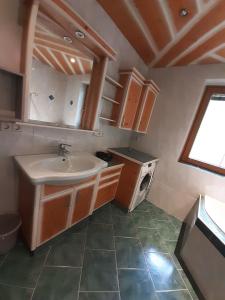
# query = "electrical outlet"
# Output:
<box><xmin>93</xmin><ymin>130</ymin><xmax>103</xmax><ymax>137</ymax></box>
<box><xmin>12</xmin><ymin>123</ymin><xmax>22</xmax><ymax>132</ymax></box>
<box><xmin>0</xmin><ymin>122</ymin><xmax>12</xmax><ymax>131</ymax></box>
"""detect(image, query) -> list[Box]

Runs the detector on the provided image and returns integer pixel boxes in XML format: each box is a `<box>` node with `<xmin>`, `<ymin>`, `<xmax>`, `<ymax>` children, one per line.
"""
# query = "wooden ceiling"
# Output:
<box><xmin>97</xmin><ymin>0</ymin><xmax>225</xmax><ymax>67</ymax></box>
<box><xmin>33</xmin><ymin>9</ymin><xmax>93</xmax><ymax>75</ymax></box>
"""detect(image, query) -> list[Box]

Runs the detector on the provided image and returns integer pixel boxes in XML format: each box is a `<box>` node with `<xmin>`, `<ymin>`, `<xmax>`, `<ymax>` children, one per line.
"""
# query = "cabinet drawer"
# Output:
<box><xmin>100</xmin><ymin>174</ymin><xmax>120</xmax><ymax>185</ymax></box>
<box><xmin>43</xmin><ymin>175</ymin><xmax>96</xmax><ymax>197</ymax></box>
<box><xmin>100</xmin><ymin>166</ymin><xmax>122</xmax><ymax>178</ymax></box>
<box><xmin>94</xmin><ymin>181</ymin><xmax>119</xmax><ymax>210</ymax></box>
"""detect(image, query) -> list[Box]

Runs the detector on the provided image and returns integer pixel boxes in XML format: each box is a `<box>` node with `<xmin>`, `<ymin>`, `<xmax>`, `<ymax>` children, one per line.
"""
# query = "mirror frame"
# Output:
<box><xmin>21</xmin><ymin>0</ymin><xmax>117</xmax><ymax>131</ymax></box>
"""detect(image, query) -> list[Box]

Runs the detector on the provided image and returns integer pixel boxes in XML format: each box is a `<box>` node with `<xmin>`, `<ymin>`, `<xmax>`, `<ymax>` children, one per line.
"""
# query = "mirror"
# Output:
<box><xmin>28</xmin><ymin>7</ymin><xmax>94</xmax><ymax>129</ymax></box>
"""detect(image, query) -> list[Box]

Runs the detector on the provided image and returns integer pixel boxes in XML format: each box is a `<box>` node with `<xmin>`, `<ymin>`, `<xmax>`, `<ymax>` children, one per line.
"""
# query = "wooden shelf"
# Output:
<box><xmin>105</xmin><ymin>75</ymin><xmax>123</xmax><ymax>88</ymax></box>
<box><xmin>102</xmin><ymin>95</ymin><xmax>119</xmax><ymax>105</ymax></box>
<box><xmin>99</xmin><ymin>116</ymin><xmax>116</xmax><ymax>123</ymax></box>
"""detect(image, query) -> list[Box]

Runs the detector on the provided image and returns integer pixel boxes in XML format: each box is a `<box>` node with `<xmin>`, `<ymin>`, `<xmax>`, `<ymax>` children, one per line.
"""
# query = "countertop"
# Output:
<box><xmin>108</xmin><ymin>147</ymin><xmax>158</xmax><ymax>165</ymax></box>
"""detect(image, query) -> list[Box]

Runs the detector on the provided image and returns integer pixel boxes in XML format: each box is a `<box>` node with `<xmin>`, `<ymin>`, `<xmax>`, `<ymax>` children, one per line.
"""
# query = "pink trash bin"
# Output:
<box><xmin>0</xmin><ymin>214</ymin><xmax>21</xmax><ymax>255</ymax></box>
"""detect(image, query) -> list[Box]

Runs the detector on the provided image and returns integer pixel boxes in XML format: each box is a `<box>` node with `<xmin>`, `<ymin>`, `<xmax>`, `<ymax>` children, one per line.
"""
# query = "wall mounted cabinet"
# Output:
<box><xmin>110</xmin><ymin>68</ymin><xmax>159</xmax><ymax>133</ymax></box>
<box><xmin>134</xmin><ymin>80</ymin><xmax>159</xmax><ymax>133</ymax></box>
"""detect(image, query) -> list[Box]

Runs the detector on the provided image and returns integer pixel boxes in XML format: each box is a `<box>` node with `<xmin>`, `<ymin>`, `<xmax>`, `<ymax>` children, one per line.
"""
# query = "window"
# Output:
<box><xmin>179</xmin><ymin>86</ymin><xmax>225</xmax><ymax>176</ymax></box>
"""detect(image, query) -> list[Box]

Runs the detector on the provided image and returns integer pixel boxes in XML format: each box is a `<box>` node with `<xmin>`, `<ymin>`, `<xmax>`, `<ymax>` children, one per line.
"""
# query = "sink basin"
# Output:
<box><xmin>15</xmin><ymin>153</ymin><xmax>108</xmax><ymax>184</ymax></box>
<box><xmin>35</xmin><ymin>156</ymin><xmax>96</xmax><ymax>173</ymax></box>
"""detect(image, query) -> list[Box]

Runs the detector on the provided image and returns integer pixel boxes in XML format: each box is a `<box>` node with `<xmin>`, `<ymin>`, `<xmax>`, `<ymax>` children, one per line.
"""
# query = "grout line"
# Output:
<box><xmin>137</xmin><ymin>238</ymin><xmax>158</xmax><ymax>293</ymax></box>
<box><xmin>0</xmin><ymin>281</ymin><xmax>33</xmax><ymax>290</ymax></box>
<box><xmin>85</xmin><ymin>248</ymin><xmax>115</xmax><ymax>252</ymax></box>
<box><xmin>111</xmin><ymin>205</ymin><xmax>121</xmax><ymax>300</ymax></box>
<box><xmin>155</xmin><ymin>288</ymin><xmax>190</xmax><ymax>292</ymax></box>
<box><xmin>0</xmin><ymin>253</ymin><xmax>8</xmax><ymax>268</ymax></box>
<box><xmin>77</xmin><ymin>218</ymin><xmax>88</xmax><ymax>298</ymax></box>
<box><xmin>44</xmin><ymin>265</ymin><xmax>82</xmax><ymax>268</ymax></box>
<box><xmin>177</xmin><ymin>269</ymin><xmax>195</xmax><ymax>300</ymax></box>
<box><xmin>117</xmin><ymin>267</ymin><xmax>146</xmax><ymax>270</ymax></box>
<box><xmin>30</xmin><ymin>247</ymin><xmax>51</xmax><ymax>300</ymax></box>
<box><xmin>79</xmin><ymin>290</ymin><xmax>121</xmax><ymax>293</ymax></box>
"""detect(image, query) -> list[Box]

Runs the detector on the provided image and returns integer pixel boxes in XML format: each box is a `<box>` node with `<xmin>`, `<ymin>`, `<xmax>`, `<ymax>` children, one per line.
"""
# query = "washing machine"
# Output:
<box><xmin>129</xmin><ymin>161</ymin><xmax>156</xmax><ymax>212</ymax></box>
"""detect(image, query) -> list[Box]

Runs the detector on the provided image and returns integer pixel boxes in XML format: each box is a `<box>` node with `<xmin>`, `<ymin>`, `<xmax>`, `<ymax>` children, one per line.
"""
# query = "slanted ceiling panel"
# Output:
<box><xmin>98</xmin><ymin>0</ymin><xmax>225</xmax><ymax>67</ymax></box>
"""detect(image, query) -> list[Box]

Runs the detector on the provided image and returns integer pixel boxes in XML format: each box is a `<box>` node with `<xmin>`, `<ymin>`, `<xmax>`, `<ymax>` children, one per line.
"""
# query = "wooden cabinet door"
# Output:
<box><xmin>72</xmin><ymin>185</ymin><xmax>94</xmax><ymax>224</ymax></box>
<box><xmin>94</xmin><ymin>181</ymin><xmax>119</xmax><ymax>210</ymax></box>
<box><xmin>40</xmin><ymin>194</ymin><xmax>71</xmax><ymax>243</ymax></box>
<box><xmin>137</xmin><ymin>88</ymin><xmax>157</xmax><ymax>133</ymax></box>
<box><xmin>121</xmin><ymin>77</ymin><xmax>142</xmax><ymax>129</ymax></box>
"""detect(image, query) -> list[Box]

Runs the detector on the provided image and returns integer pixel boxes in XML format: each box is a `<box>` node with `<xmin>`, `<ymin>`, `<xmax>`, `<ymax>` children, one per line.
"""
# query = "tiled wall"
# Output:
<box><xmin>131</xmin><ymin>63</ymin><xmax>225</xmax><ymax>220</ymax></box>
<box><xmin>0</xmin><ymin>0</ymin><xmax>148</xmax><ymax>213</ymax></box>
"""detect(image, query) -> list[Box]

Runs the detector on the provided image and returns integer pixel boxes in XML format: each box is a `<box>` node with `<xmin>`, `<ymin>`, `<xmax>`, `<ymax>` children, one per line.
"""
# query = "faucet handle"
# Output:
<box><xmin>59</xmin><ymin>143</ymin><xmax>71</xmax><ymax>148</ymax></box>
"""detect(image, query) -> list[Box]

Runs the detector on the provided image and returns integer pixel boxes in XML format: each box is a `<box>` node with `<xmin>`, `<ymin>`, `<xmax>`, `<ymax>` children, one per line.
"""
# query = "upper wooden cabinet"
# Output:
<box><xmin>111</xmin><ymin>69</ymin><xmax>144</xmax><ymax>130</ymax></box>
<box><xmin>133</xmin><ymin>80</ymin><xmax>159</xmax><ymax>133</ymax></box>
<box><xmin>111</xmin><ymin>68</ymin><xmax>159</xmax><ymax>133</ymax></box>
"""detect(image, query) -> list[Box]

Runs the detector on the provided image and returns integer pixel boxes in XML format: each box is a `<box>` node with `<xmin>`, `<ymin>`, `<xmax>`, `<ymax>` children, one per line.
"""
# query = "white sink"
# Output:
<box><xmin>15</xmin><ymin>153</ymin><xmax>108</xmax><ymax>184</ymax></box>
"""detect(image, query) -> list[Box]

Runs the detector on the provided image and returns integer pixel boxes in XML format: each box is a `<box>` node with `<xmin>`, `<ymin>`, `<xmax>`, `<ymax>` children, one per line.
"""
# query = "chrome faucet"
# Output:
<box><xmin>58</xmin><ymin>143</ymin><xmax>71</xmax><ymax>157</ymax></box>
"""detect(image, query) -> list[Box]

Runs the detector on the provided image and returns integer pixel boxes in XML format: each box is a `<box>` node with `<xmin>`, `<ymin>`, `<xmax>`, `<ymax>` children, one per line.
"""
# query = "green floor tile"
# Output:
<box><xmin>119</xmin><ymin>269</ymin><xmax>157</xmax><ymax>300</ymax></box>
<box><xmin>46</xmin><ymin>235</ymin><xmax>85</xmax><ymax>267</ymax></box>
<box><xmin>80</xmin><ymin>250</ymin><xmax>118</xmax><ymax>291</ymax></box>
<box><xmin>86</xmin><ymin>223</ymin><xmax>114</xmax><ymax>250</ymax></box>
<box><xmin>110</xmin><ymin>203</ymin><xmax>128</xmax><ymax>217</ymax></box>
<box><xmin>0</xmin><ymin>284</ymin><xmax>33</xmax><ymax>300</ymax></box>
<box><xmin>0</xmin><ymin>255</ymin><xmax>5</xmax><ymax>267</ymax></box>
<box><xmin>137</xmin><ymin>227</ymin><xmax>169</xmax><ymax>252</ymax></box>
<box><xmin>135</xmin><ymin>200</ymin><xmax>154</xmax><ymax>212</ymax></box>
<box><xmin>33</xmin><ymin>267</ymin><xmax>81</xmax><ymax>300</ymax></box>
<box><xmin>113</xmin><ymin>215</ymin><xmax>137</xmax><ymax>237</ymax></box>
<box><xmin>179</xmin><ymin>270</ymin><xmax>199</xmax><ymax>300</ymax></box>
<box><xmin>157</xmin><ymin>290</ymin><xmax>192</xmax><ymax>300</ymax></box>
<box><xmin>68</xmin><ymin>219</ymin><xmax>89</xmax><ymax>234</ymax></box>
<box><xmin>154</xmin><ymin>220</ymin><xmax>180</xmax><ymax>241</ymax></box>
<box><xmin>79</xmin><ymin>292</ymin><xmax>120</xmax><ymax>300</ymax></box>
<box><xmin>0</xmin><ymin>244</ymin><xmax>48</xmax><ymax>288</ymax></box>
<box><xmin>145</xmin><ymin>252</ymin><xmax>186</xmax><ymax>291</ymax></box>
<box><xmin>90</xmin><ymin>204</ymin><xmax>113</xmax><ymax>224</ymax></box>
<box><xmin>115</xmin><ymin>237</ymin><xmax>146</xmax><ymax>269</ymax></box>
<box><xmin>131</xmin><ymin>211</ymin><xmax>159</xmax><ymax>228</ymax></box>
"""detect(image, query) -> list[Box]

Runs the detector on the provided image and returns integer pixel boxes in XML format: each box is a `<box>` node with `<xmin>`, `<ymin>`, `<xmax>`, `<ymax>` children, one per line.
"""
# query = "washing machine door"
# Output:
<box><xmin>140</xmin><ymin>173</ymin><xmax>152</xmax><ymax>192</ymax></box>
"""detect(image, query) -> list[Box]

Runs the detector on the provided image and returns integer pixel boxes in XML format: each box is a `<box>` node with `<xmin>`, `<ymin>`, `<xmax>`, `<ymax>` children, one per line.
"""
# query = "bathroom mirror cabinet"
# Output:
<box><xmin>19</xmin><ymin>0</ymin><xmax>116</xmax><ymax>131</ymax></box>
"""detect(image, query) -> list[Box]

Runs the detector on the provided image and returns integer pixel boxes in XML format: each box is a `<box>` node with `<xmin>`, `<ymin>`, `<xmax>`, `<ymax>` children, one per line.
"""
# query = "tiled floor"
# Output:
<box><xmin>0</xmin><ymin>200</ymin><xmax>199</xmax><ymax>300</ymax></box>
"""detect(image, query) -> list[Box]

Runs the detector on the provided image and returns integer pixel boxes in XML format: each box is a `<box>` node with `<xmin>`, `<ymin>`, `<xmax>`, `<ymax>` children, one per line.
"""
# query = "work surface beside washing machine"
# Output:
<box><xmin>108</xmin><ymin>147</ymin><xmax>158</xmax><ymax>165</ymax></box>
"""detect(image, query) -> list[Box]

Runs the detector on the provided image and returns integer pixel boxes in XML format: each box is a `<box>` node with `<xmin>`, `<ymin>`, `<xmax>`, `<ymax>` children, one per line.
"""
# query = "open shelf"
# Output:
<box><xmin>99</xmin><ymin>115</ymin><xmax>116</xmax><ymax>123</ymax></box>
<box><xmin>105</xmin><ymin>75</ymin><xmax>123</xmax><ymax>89</ymax></box>
<box><xmin>102</xmin><ymin>95</ymin><xmax>119</xmax><ymax>105</ymax></box>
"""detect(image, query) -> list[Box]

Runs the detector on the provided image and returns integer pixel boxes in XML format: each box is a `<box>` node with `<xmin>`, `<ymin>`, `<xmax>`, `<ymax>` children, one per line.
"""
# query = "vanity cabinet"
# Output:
<box><xmin>18</xmin><ymin>164</ymin><xmax>123</xmax><ymax>251</ymax></box>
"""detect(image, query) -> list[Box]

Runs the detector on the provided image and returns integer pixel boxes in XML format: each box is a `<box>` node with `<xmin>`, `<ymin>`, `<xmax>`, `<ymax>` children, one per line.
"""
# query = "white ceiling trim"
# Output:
<box><xmin>191</xmin><ymin>43</ymin><xmax>225</xmax><ymax>64</ymax></box>
<box><xmin>168</xmin><ymin>20</ymin><xmax>225</xmax><ymax>66</ymax></box>
<box><xmin>149</xmin><ymin>0</ymin><xmax>221</xmax><ymax>67</ymax></box>
<box><xmin>47</xmin><ymin>48</ymin><xmax>69</xmax><ymax>74</ymax></box>
<box><xmin>210</xmin><ymin>53</ymin><xmax>225</xmax><ymax>63</ymax></box>
<box><xmin>34</xmin><ymin>46</ymin><xmax>55</xmax><ymax>69</ymax></box>
<box><xmin>63</xmin><ymin>53</ymin><xmax>75</xmax><ymax>74</ymax></box>
<box><xmin>158</xmin><ymin>0</ymin><xmax>176</xmax><ymax>38</ymax></box>
<box><xmin>128</xmin><ymin>0</ymin><xmax>158</xmax><ymax>54</ymax></box>
<box><xmin>76</xmin><ymin>57</ymin><xmax>84</xmax><ymax>74</ymax></box>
